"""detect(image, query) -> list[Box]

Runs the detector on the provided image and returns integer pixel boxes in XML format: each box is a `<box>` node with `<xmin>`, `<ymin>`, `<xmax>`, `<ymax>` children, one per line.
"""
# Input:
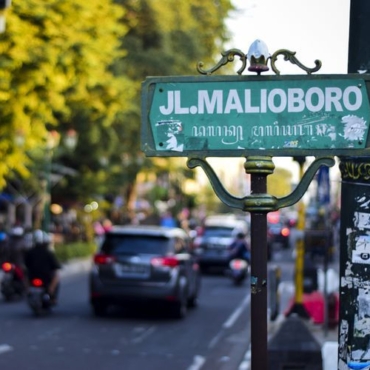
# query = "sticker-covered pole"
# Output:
<box><xmin>337</xmin><ymin>2</ymin><xmax>370</xmax><ymax>367</ymax></box>
<box><xmin>337</xmin><ymin>158</ymin><xmax>370</xmax><ymax>367</ymax></box>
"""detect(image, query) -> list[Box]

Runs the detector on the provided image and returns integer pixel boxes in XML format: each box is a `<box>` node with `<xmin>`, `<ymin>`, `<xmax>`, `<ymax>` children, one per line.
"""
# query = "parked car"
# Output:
<box><xmin>89</xmin><ymin>225</ymin><xmax>201</xmax><ymax>319</ymax></box>
<box><xmin>193</xmin><ymin>214</ymin><xmax>249</xmax><ymax>272</ymax></box>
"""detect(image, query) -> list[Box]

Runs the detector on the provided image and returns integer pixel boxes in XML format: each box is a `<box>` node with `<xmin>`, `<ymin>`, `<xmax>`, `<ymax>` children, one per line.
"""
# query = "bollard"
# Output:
<box><xmin>268</xmin><ymin>315</ymin><xmax>322</xmax><ymax>370</ymax></box>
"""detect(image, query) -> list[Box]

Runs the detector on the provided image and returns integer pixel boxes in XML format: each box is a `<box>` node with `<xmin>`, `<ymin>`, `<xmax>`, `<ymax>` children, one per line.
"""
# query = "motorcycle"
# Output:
<box><xmin>226</xmin><ymin>258</ymin><xmax>249</xmax><ymax>286</ymax></box>
<box><xmin>27</xmin><ymin>277</ymin><xmax>56</xmax><ymax>316</ymax></box>
<box><xmin>1</xmin><ymin>262</ymin><xmax>26</xmax><ymax>300</ymax></box>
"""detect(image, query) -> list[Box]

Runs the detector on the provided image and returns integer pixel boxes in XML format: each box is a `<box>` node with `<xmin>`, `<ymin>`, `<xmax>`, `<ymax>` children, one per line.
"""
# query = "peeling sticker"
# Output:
<box><xmin>338</xmin><ymin>320</ymin><xmax>349</xmax><ymax>362</ymax></box>
<box><xmin>354</xmin><ymin>288</ymin><xmax>370</xmax><ymax>338</ymax></box>
<box><xmin>156</xmin><ymin>120</ymin><xmax>184</xmax><ymax>152</ymax></box>
<box><xmin>353</xmin><ymin>212</ymin><xmax>370</xmax><ymax>230</ymax></box>
<box><xmin>342</xmin><ymin>115</ymin><xmax>367</xmax><ymax>141</ymax></box>
<box><xmin>352</xmin><ymin>235</ymin><xmax>370</xmax><ymax>264</ymax></box>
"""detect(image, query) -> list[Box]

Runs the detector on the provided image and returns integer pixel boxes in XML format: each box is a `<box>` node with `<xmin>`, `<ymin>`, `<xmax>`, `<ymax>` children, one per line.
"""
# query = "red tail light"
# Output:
<box><xmin>151</xmin><ymin>256</ymin><xmax>179</xmax><ymax>268</ymax></box>
<box><xmin>230</xmin><ymin>259</ymin><xmax>248</xmax><ymax>270</ymax></box>
<box><xmin>281</xmin><ymin>227</ymin><xmax>290</xmax><ymax>237</ymax></box>
<box><xmin>31</xmin><ymin>278</ymin><xmax>44</xmax><ymax>287</ymax></box>
<box><xmin>93</xmin><ymin>254</ymin><xmax>116</xmax><ymax>265</ymax></box>
<box><xmin>1</xmin><ymin>262</ymin><xmax>13</xmax><ymax>272</ymax></box>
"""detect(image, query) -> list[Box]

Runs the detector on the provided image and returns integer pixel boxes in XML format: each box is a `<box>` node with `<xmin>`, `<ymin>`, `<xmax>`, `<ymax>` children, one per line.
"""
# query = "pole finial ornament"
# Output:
<box><xmin>197</xmin><ymin>39</ymin><xmax>322</xmax><ymax>75</ymax></box>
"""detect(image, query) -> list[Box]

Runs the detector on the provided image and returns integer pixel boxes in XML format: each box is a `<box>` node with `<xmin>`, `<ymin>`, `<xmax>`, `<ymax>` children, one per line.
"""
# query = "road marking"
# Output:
<box><xmin>238</xmin><ymin>346</ymin><xmax>251</xmax><ymax>370</ymax></box>
<box><xmin>131</xmin><ymin>326</ymin><xmax>156</xmax><ymax>344</ymax></box>
<box><xmin>187</xmin><ymin>355</ymin><xmax>205</xmax><ymax>370</ymax></box>
<box><xmin>208</xmin><ymin>331</ymin><xmax>223</xmax><ymax>349</ymax></box>
<box><xmin>208</xmin><ymin>294</ymin><xmax>251</xmax><ymax>349</ymax></box>
<box><xmin>223</xmin><ymin>295</ymin><xmax>250</xmax><ymax>329</ymax></box>
<box><xmin>0</xmin><ymin>344</ymin><xmax>13</xmax><ymax>355</ymax></box>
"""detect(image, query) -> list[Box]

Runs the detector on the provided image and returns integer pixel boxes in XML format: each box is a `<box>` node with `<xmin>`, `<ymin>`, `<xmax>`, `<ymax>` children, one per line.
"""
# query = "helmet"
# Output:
<box><xmin>33</xmin><ymin>230</ymin><xmax>50</xmax><ymax>245</ymax></box>
<box><xmin>10</xmin><ymin>226</ymin><xmax>24</xmax><ymax>236</ymax></box>
<box><xmin>236</xmin><ymin>232</ymin><xmax>245</xmax><ymax>239</ymax></box>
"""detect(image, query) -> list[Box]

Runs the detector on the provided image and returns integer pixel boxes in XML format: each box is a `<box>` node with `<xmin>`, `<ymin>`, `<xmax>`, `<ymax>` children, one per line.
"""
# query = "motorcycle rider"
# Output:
<box><xmin>7</xmin><ymin>224</ymin><xmax>26</xmax><ymax>267</ymax></box>
<box><xmin>24</xmin><ymin>230</ymin><xmax>61</xmax><ymax>304</ymax></box>
<box><xmin>228</xmin><ymin>232</ymin><xmax>251</xmax><ymax>263</ymax></box>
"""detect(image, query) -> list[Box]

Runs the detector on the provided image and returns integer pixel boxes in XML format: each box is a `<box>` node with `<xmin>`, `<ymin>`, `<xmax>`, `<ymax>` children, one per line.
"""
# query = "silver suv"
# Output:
<box><xmin>89</xmin><ymin>225</ymin><xmax>201</xmax><ymax>319</ymax></box>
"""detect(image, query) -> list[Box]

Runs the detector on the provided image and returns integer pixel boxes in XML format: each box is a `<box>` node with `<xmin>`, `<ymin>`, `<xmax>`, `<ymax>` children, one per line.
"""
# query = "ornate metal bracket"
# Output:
<box><xmin>197</xmin><ymin>40</ymin><xmax>322</xmax><ymax>75</ymax></box>
<box><xmin>197</xmin><ymin>48</ymin><xmax>247</xmax><ymax>75</ymax></box>
<box><xmin>187</xmin><ymin>156</ymin><xmax>335</xmax><ymax>212</ymax></box>
<box><xmin>270</xmin><ymin>49</ymin><xmax>322</xmax><ymax>75</ymax></box>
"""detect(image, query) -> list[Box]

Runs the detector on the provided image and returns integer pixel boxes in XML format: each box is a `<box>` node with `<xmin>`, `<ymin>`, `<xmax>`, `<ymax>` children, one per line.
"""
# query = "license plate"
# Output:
<box><xmin>208</xmin><ymin>244</ymin><xmax>223</xmax><ymax>249</ymax></box>
<box><xmin>28</xmin><ymin>287</ymin><xmax>43</xmax><ymax>294</ymax></box>
<box><xmin>114</xmin><ymin>263</ymin><xmax>149</xmax><ymax>277</ymax></box>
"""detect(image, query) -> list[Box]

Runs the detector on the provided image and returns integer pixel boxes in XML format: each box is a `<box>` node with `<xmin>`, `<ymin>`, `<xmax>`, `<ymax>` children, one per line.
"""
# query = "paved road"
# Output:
<box><xmin>0</xmin><ymin>263</ymin><xmax>252</xmax><ymax>370</ymax></box>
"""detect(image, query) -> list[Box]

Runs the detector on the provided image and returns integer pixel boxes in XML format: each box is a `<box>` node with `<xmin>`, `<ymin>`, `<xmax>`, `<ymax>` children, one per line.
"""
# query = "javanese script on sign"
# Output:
<box><xmin>141</xmin><ymin>75</ymin><xmax>370</xmax><ymax>157</ymax></box>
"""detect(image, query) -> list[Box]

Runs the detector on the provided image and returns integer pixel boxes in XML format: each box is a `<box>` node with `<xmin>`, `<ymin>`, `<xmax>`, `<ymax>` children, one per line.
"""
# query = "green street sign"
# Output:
<box><xmin>141</xmin><ymin>74</ymin><xmax>370</xmax><ymax>157</ymax></box>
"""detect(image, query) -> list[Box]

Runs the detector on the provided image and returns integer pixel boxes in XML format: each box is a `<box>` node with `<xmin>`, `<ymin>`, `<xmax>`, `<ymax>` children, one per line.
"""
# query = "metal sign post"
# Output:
<box><xmin>141</xmin><ymin>40</ymin><xmax>370</xmax><ymax>370</ymax></box>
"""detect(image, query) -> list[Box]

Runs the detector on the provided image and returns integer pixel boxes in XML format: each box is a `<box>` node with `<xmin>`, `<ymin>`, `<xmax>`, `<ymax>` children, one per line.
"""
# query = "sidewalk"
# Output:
<box><xmin>60</xmin><ymin>256</ymin><xmax>92</xmax><ymax>278</ymax></box>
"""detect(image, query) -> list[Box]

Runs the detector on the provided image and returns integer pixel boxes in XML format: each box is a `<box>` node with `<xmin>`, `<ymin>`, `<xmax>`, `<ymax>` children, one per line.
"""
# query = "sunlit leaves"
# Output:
<box><xmin>0</xmin><ymin>0</ymin><xmax>128</xmax><ymax>186</ymax></box>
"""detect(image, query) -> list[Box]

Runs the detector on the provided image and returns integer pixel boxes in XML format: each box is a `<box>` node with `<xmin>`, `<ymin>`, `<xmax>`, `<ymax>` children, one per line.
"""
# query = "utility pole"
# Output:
<box><xmin>337</xmin><ymin>2</ymin><xmax>370</xmax><ymax>368</ymax></box>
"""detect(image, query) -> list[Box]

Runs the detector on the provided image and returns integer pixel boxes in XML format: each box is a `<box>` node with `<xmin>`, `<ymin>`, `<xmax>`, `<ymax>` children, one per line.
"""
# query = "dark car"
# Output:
<box><xmin>267</xmin><ymin>222</ymin><xmax>291</xmax><ymax>250</ymax></box>
<box><xmin>193</xmin><ymin>215</ymin><xmax>249</xmax><ymax>272</ymax></box>
<box><xmin>89</xmin><ymin>225</ymin><xmax>201</xmax><ymax>319</ymax></box>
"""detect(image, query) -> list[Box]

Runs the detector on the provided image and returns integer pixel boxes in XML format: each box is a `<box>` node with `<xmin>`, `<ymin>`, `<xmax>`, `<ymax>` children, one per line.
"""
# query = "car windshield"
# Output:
<box><xmin>203</xmin><ymin>226</ymin><xmax>235</xmax><ymax>238</ymax></box>
<box><xmin>101</xmin><ymin>234</ymin><xmax>172</xmax><ymax>255</ymax></box>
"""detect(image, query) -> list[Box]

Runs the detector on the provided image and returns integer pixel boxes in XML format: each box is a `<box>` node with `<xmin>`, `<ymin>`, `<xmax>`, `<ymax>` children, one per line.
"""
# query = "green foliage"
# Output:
<box><xmin>54</xmin><ymin>241</ymin><xmax>97</xmax><ymax>263</ymax></box>
<box><xmin>0</xmin><ymin>0</ymin><xmax>129</xmax><ymax>188</ymax></box>
<box><xmin>1</xmin><ymin>0</ymin><xmax>234</xmax><ymax>209</ymax></box>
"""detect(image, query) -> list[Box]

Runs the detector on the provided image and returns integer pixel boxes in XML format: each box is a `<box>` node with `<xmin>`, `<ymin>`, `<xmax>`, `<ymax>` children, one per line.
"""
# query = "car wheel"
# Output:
<box><xmin>187</xmin><ymin>277</ymin><xmax>200</xmax><ymax>308</ymax></box>
<box><xmin>187</xmin><ymin>294</ymin><xmax>198</xmax><ymax>308</ymax></box>
<box><xmin>92</xmin><ymin>302</ymin><xmax>108</xmax><ymax>317</ymax></box>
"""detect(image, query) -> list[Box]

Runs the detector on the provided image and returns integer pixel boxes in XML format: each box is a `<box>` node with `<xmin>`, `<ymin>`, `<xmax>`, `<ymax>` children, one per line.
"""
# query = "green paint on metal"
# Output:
<box><xmin>141</xmin><ymin>74</ymin><xmax>370</xmax><ymax>157</ymax></box>
<box><xmin>187</xmin><ymin>156</ymin><xmax>335</xmax><ymax>212</ymax></box>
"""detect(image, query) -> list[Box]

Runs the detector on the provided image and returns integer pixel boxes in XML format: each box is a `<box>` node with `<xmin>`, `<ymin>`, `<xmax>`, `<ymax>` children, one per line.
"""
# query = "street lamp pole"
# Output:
<box><xmin>41</xmin><ymin>130</ymin><xmax>60</xmax><ymax>233</ymax></box>
<box><xmin>41</xmin><ymin>149</ymin><xmax>51</xmax><ymax>233</ymax></box>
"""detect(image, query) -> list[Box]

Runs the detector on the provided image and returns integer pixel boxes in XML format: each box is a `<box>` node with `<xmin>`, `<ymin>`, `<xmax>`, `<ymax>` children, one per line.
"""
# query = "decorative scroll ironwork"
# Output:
<box><xmin>197</xmin><ymin>47</ymin><xmax>321</xmax><ymax>76</ymax></box>
<box><xmin>187</xmin><ymin>156</ymin><xmax>335</xmax><ymax>212</ymax></box>
<box><xmin>270</xmin><ymin>49</ymin><xmax>322</xmax><ymax>75</ymax></box>
<box><xmin>197</xmin><ymin>48</ymin><xmax>247</xmax><ymax>75</ymax></box>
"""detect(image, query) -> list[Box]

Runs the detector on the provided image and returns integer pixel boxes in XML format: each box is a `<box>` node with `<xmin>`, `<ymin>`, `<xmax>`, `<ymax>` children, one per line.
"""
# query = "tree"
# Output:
<box><xmin>0</xmin><ymin>0</ymin><xmax>130</xmax><ymax>190</ymax></box>
<box><xmin>1</xmin><ymin>0</ymin><xmax>235</xmax><ymax>216</ymax></box>
<box><xmin>104</xmin><ymin>0</ymin><xmax>234</xmax><ymax>211</ymax></box>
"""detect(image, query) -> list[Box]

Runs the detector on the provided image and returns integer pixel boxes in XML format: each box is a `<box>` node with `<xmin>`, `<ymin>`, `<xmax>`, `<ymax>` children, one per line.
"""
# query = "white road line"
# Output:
<box><xmin>223</xmin><ymin>295</ymin><xmax>250</xmax><ymax>329</ymax></box>
<box><xmin>208</xmin><ymin>331</ymin><xmax>223</xmax><ymax>349</ymax></box>
<box><xmin>0</xmin><ymin>344</ymin><xmax>13</xmax><ymax>355</ymax></box>
<box><xmin>238</xmin><ymin>346</ymin><xmax>251</xmax><ymax>370</ymax></box>
<box><xmin>131</xmin><ymin>326</ymin><xmax>157</xmax><ymax>344</ymax></box>
<box><xmin>187</xmin><ymin>355</ymin><xmax>206</xmax><ymax>370</ymax></box>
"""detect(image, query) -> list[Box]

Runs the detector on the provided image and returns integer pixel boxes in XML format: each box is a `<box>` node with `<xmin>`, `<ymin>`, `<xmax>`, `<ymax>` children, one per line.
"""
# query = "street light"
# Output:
<box><xmin>41</xmin><ymin>130</ymin><xmax>59</xmax><ymax>233</ymax></box>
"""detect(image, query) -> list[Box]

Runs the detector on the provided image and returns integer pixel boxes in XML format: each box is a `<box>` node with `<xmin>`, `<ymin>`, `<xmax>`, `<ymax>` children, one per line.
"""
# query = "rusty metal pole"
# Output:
<box><xmin>245</xmin><ymin>156</ymin><xmax>274</xmax><ymax>370</ymax></box>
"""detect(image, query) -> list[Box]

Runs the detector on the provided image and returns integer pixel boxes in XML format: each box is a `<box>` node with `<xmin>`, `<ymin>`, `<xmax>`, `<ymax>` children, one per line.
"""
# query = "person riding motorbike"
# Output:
<box><xmin>228</xmin><ymin>232</ymin><xmax>251</xmax><ymax>263</ymax></box>
<box><xmin>7</xmin><ymin>224</ymin><xmax>26</xmax><ymax>267</ymax></box>
<box><xmin>24</xmin><ymin>230</ymin><xmax>61</xmax><ymax>304</ymax></box>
